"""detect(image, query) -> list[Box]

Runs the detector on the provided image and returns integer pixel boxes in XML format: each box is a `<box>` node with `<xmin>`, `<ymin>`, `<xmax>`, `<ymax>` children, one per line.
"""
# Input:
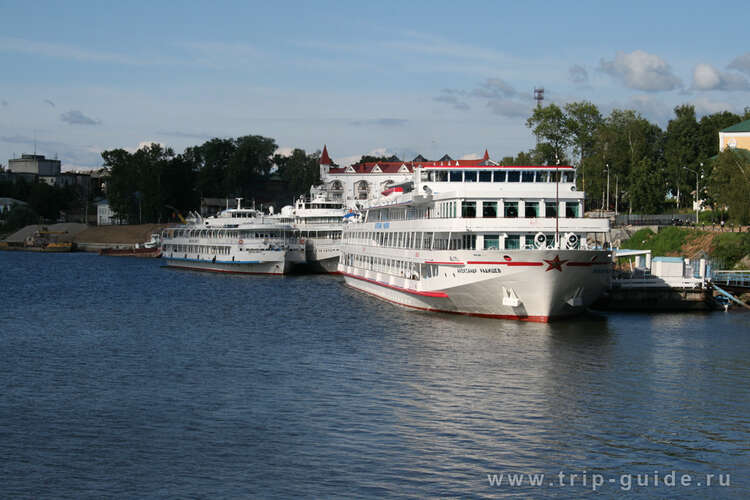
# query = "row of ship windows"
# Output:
<box><xmin>164</xmin><ymin>229</ymin><xmax>290</xmax><ymax>239</ymax></box>
<box><xmin>344</xmin><ymin>231</ymin><xmax>576</xmax><ymax>250</ymax></box>
<box><xmin>342</xmin><ymin>253</ymin><xmax>439</xmax><ymax>280</ymax></box>
<box><xmin>295</xmin><ymin>216</ymin><xmax>343</xmax><ymax>224</ymax></box>
<box><xmin>163</xmin><ymin>244</ymin><xmax>231</xmax><ymax>254</ymax></box>
<box><xmin>298</xmin><ymin>230</ymin><xmax>341</xmax><ymax>239</ymax></box>
<box><xmin>367</xmin><ymin>200</ymin><xmax>581</xmax><ymax>222</ymax></box>
<box><xmin>421</xmin><ymin>169</ymin><xmax>575</xmax><ymax>183</ymax></box>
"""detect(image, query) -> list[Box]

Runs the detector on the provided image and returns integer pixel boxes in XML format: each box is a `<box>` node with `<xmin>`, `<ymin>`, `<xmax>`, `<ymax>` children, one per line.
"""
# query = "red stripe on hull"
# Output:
<box><xmin>340</xmin><ymin>271</ymin><xmax>449</xmax><ymax>297</ymax></box>
<box><xmin>344</xmin><ymin>281</ymin><xmax>552</xmax><ymax>323</ymax></box>
<box><xmin>466</xmin><ymin>261</ymin><xmax>543</xmax><ymax>266</ymax></box>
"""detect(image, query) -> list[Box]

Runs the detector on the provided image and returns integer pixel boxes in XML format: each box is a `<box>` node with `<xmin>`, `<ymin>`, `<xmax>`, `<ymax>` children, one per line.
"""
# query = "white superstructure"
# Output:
<box><xmin>161</xmin><ymin>199</ymin><xmax>305</xmax><ymax>275</ymax></box>
<box><xmin>293</xmin><ymin>188</ymin><xmax>345</xmax><ymax>273</ymax></box>
<box><xmin>338</xmin><ymin>163</ymin><xmax>612</xmax><ymax>321</ymax></box>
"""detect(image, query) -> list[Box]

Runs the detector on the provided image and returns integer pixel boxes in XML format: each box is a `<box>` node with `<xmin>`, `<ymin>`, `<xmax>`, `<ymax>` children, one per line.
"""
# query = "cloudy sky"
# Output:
<box><xmin>1</xmin><ymin>0</ymin><xmax>749</xmax><ymax>170</ymax></box>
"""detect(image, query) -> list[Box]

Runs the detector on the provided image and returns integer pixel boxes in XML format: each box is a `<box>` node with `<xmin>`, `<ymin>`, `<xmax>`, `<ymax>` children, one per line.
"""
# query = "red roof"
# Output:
<box><xmin>320</xmin><ymin>145</ymin><xmax>331</xmax><ymax>165</ymax></box>
<box><xmin>321</xmin><ymin>148</ymin><xmax>573</xmax><ymax>173</ymax></box>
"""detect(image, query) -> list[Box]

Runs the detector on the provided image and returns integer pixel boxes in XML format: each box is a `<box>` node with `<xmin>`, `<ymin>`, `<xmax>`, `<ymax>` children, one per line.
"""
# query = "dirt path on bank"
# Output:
<box><xmin>73</xmin><ymin>224</ymin><xmax>167</xmax><ymax>244</ymax></box>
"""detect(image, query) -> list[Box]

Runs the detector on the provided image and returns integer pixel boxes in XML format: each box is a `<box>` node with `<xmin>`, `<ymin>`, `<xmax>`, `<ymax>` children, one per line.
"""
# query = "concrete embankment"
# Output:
<box><xmin>2</xmin><ymin>223</ymin><xmax>167</xmax><ymax>251</ymax></box>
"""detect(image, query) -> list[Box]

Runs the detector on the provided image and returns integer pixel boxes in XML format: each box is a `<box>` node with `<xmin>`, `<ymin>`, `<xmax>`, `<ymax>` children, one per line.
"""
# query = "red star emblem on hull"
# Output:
<box><xmin>543</xmin><ymin>254</ymin><xmax>568</xmax><ymax>272</ymax></box>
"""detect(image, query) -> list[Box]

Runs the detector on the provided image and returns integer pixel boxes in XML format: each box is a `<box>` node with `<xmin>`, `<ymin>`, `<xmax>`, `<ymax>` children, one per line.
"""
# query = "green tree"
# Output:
<box><xmin>564</xmin><ymin>101</ymin><xmax>602</xmax><ymax>193</ymax></box>
<box><xmin>697</xmin><ymin>111</ymin><xmax>741</xmax><ymax>160</ymax></box>
<box><xmin>708</xmin><ymin>149</ymin><xmax>750</xmax><ymax>224</ymax></box>
<box><xmin>226</xmin><ymin>135</ymin><xmax>277</xmax><ymax>199</ymax></box>
<box><xmin>628</xmin><ymin>158</ymin><xmax>665</xmax><ymax>213</ymax></box>
<box><xmin>526</xmin><ymin>103</ymin><xmax>571</xmax><ymax>164</ymax></box>
<box><xmin>588</xmin><ymin>109</ymin><xmax>664</xmax><ymax>212</ymax></box>
<box><xmin>275</xmin><ymin>149</ymin><xmax>321</xmax><ymax>199</ymax></box>
<box><xmin>187</xmin><ymin>138</ymin><xmax>236</xmax><ymax>198</ymax></box>
<box><xmin>664</xmin><ymin>105</ymin><xmax>700</xmax><ymax>209</ymax></box>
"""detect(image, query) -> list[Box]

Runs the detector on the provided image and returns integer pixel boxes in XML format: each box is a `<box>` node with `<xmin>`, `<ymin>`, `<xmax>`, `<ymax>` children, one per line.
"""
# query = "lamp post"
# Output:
<box><xmin>601</xmin><ymin>163</ymin><xmax>609</xmax><ymax>214</ymax></box>
<box><xmin>683</xmin><ymin>163</ymin><xmax>702</xmax><ymax>226</ymax></box>
<box><xmin>606</xmin><ymin>164</ymin><xmax>610</xmax><ymax>212</ymax></box>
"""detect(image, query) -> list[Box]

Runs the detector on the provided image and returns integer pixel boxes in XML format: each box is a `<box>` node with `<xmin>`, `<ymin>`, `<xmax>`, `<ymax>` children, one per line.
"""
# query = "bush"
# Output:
<box><xmin>711</xmin><ymin>233</ymin><xmax>750</xmax><ymax>269</ymax></box>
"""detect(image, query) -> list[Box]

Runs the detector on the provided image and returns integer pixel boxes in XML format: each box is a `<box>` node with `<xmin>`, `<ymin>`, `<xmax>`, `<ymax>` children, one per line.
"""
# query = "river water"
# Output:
<box><xmin>1</xmin><ymin>251</ymin><xmax>748</xmax><ymax>498</ymax></box>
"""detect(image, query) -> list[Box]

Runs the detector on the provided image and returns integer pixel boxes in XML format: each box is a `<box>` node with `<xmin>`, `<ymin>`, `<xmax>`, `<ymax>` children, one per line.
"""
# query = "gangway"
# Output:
<box><xmin>712</xmin><ymin>283</ymin><xmax>750</xmax><ymax>310</ymax></box>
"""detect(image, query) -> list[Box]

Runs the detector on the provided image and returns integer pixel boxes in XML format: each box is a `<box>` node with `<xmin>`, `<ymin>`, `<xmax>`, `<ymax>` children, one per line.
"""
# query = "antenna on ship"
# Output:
<box><xmin>236</xmin><ymin>197</ymin><xmax>243</xmax><ymax>210</ymax></box>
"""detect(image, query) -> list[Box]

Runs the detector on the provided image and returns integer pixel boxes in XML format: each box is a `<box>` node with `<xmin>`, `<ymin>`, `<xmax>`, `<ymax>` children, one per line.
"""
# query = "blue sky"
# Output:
<box><xmin>1</xmin><ymin>0</ymin><xmax>749</xmax><ymax>170</ymax></box>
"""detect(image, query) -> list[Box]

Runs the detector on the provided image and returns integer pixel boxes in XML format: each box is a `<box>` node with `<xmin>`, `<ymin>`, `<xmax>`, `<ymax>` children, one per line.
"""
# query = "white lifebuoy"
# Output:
<box><xmin>239</xmin><ymin>239</ymin><xmax>244</xmax><ymax>245</ymax></box>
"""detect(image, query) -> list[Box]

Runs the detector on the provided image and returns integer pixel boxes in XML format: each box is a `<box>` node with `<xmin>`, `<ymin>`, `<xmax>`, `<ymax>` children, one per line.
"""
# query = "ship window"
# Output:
<box><xmin>461</xmin><ymin>201</ymin><xmax>476</xmax><ymax>218</ymax></box>
<box><xmin>484</xmin><ymin>235</ymin><xmax>500</xmax><ymax>249</ymax></box>
<box><xmin>464</xmin><ymin>171</ymin><xmax>477</xmax><ymax>182</ymax></box>
<box><xmin>479</xmin><ymin>171</ymin><xmax>492</xmax><ymax>182</ymax></box>
<box><xmin>449</xmin><ymin>170</ymin><xmax>462</xmax><ymax>182</ymax></box>
<box><xmin>504</xmin><ymin>201</ymin><xmax>518</xmax><ymax>218</ymax></box>
<box><xmin>536</xmin><ymin>170</ymin><xmax>548</xmax><ymax>182</ymax></box>
<box><xmin>504</xmin><ymin>234</ymin><xmax>520</xmax><ymax>249</ymax></box>
<box><xmin>493</xmin><ymin>171</ymin><xmax>506</xmax><ymax>182</ymax></box>
<box><xmin>462</xmin><ymin>234</ymin><xmax>476</xmax><ymax>250</ymax></box>
<box><xmin>545</xmin><ymin>201</ymin><xmax>558</xmax><ymax>217</ymax></box>
<box><xmin>507</xmin><ymin>171</ymin><xmax>520</xmax><ymax>182</ymax></box>
<box><xmin>483</xmin><ymin>201</ymin><xmax>497</xmax><ymax>217</ymax></box>
<box><xmin>563</xmin><ymin>171</ymin><xmax>575</xmax><ymax>183</ymax></box>
<box><xmin>566</xmin><ymin>202</ymin><xmax>579</xmax><ymax>218</ymax></box>
<box><xmin>525</xmin><ymin>201</ymin><xmax>539</xmax><ymax>218</ymax></box>
<box><xmin>522</xmin><ymin>171</ymin><xmax>535</xmax><ymax>182</ymax></box>
<box><xmin>435</xmin><ymin>170</ymin><xmax>448</xmax><ymax>182</ymax></box>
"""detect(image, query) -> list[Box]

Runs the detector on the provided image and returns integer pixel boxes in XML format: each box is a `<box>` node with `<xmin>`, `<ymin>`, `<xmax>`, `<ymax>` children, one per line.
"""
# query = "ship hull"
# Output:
<box><xmin>339</xmin><ymin>249</ymin><xmax>611</xmax><ymax>321</ymax></box>
<box><xmin>163</xmin><ymin>252</ymin><xmax>289</xmax><ymax>275</ymax></box>
<box><xmin>302</xmin><ymin>238</ymin><xmax>340</xmax><ymax>273</ymax></box>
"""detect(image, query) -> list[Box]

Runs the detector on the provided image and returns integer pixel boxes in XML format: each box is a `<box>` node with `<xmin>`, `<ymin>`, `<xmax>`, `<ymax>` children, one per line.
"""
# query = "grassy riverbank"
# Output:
<box><xmin>621</xmin><ymin>227</ymin><xmax>750</xmax><ymax>268</ymax></box>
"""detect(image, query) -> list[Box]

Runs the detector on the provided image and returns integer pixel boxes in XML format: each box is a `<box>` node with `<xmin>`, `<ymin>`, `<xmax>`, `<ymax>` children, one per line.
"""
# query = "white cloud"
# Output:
<box><xmin>728</xmin><ymin>52</ymin><xmax>750</xmax><ymax>75</ymax></box>
<box><xmin>60</xmin><ymin>110</ymin><xmax>100</xmax><ymax>125</ymax></box>
<box><xmin>599</xmin><ymin>50</ymin><xmax>682</xmax><ymax>91</ymax></box>
<box><xmin>691</xmin><ymin>96</ymin><xmax>735</xmax><ymax>116</ymax></box>
<box><xmin>124</xmin><ymin>141</ymin><xmax>165</xmax><ymax>153</ymax></box>
<box><xmin>459</xmin><ymin>152</ymin><xmax>481</xmax><ymax>160</ymax></box>
<box><xmin>0</xmin><ymin>36</ymin><xmax>154</xmax><ymax>66</ymax></box>
<box><xmin>486</xmin><ymin>99</ymin><xmax>530</xmax><ymax>118</ymax></box>
<box><xmin>434</xmin><ymin>92</ymin><xmax>470</xmax><ymax>111</ymax></box>
<box><xmin>569</xmin><ymin>64</ymin><xmax>588</xmax><ymax>84</ymax></box>
<box><xmin>692</xmin><ymin>63</ymin><xmax>750</xmax><ymax>91</ymax></box>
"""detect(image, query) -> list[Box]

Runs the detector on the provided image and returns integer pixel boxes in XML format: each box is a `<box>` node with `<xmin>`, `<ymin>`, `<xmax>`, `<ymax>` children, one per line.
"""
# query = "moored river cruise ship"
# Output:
<box><xmin>161</xmin><ymin>199</ymin><xmax>305</xmax><ymax>275</ymax></box>
<box><xmin>292</xmin><ymin>189</ymin><xmax>345</xmax><ymax>273</ymax></box>
<box><xmin>338</xmin><ymin>161</ymin><xmax>612</xmax><ymax>321</ymax></box>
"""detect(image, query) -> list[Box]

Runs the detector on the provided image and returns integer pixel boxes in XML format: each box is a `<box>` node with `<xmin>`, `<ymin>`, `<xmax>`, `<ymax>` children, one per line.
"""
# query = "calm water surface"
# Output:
<box><xmin>1</xmin><ymin>252</ymin><xmax>749</xmax><ymax>498</ymax></box>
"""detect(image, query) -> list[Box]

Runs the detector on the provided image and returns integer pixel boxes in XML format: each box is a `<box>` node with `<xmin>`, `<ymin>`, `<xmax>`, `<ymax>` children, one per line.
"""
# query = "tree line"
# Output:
<box><xmin>521</xmin><ymin>102</ymin><xmax>750</xmax><ymax>222</ymax></box>
<box><xmin>101</xmin><ymin>136</ymin><xmax>322</xmax><ymax>224</ymax></box>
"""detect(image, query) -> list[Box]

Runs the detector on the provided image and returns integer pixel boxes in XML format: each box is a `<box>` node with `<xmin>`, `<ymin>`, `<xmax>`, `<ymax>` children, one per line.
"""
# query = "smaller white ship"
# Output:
<box><xmin>293</xmin><ymin>187</ymin><xmax>345</xmax><ymax>273</ymax></box>
<box><xmin>161</xmin><ymin>199</ymin><xmax>305</xmax><ymax>275</ymax></box>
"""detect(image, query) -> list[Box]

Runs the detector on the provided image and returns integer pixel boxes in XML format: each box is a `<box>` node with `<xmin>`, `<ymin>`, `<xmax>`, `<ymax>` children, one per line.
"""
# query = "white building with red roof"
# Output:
<box><xmin>318</xmin><ymin>145</ymin><xmax>495</xmax><ymax>204</ymax></box>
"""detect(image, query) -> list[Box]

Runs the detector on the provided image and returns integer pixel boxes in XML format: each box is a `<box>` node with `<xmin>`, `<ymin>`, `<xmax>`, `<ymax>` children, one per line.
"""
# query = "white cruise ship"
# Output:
<box><xmin>338</xmin><ymin>162</ymin><xmax>612</xmax><ymax>321</ymax></box>
<box><xmin>292</xmin><ymin>189</ymin><xmax>345</xmax><ymax>273</ymax></box>
<box><xmin>161</xmin><ymin>199</ymin><xmax>305</xmax><ymax>275</ymax></box>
